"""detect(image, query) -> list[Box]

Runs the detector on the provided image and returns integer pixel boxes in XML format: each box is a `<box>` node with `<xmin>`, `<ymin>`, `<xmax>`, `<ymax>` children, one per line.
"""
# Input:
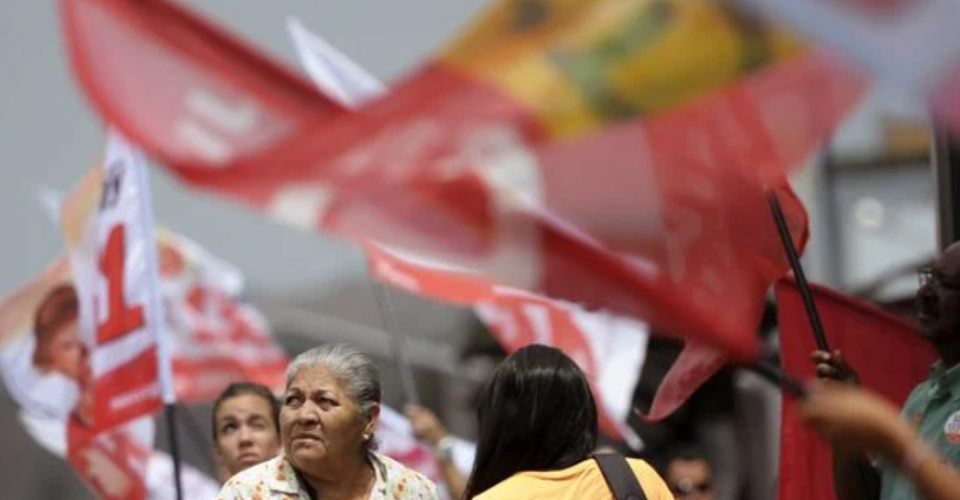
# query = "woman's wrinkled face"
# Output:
<box><xmin>280</xmin><ymin>365</ymin><xmax>377</xmax><ymax>473</ymax></box>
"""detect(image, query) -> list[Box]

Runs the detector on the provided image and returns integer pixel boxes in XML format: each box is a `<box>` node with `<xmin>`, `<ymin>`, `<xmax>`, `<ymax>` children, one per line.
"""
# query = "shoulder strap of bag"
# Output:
<box><xmin>593</xmin><ymin>453</ymin><xmax>648</xmax><ymax>500</ymax></box>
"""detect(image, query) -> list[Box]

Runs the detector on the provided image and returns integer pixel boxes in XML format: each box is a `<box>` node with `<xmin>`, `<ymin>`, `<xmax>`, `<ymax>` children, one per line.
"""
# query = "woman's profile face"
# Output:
<box><xmin>280</xmin><ymin>365</ymin><xmax>376</xmax><ymax>473</ymax></box>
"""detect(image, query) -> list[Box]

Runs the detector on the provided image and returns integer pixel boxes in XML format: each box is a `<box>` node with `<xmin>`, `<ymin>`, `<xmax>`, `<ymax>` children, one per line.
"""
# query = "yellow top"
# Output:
<box><xmin>474</xmin><ymin>457</ymin><xmax>675</xmax><ymax>500</ymax></box>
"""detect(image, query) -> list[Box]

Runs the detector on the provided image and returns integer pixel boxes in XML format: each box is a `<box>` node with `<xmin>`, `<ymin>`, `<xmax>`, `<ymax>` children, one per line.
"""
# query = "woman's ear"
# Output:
<box><xmin>363</xmin><ymin>403</ymin><xmax>381</xmax><ymax>439</ymax></box>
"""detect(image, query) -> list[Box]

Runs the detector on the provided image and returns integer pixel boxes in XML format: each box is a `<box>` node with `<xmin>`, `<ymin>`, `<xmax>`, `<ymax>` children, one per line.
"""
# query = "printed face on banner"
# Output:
<box><xmin>0</xmin><ymin>259</ymin><xmax>91</xmax><ymax>424</ymax></box>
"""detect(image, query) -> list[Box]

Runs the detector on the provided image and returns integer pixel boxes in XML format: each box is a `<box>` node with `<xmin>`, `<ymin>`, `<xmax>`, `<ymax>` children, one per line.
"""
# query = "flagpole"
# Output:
<box><xmin>180</xmin><ymin>408</ymin><xmax>219</xmax><ymax>474</ymax></box>
<box><xmin>370</xmin><ymin>279</ymin><xmax>421</xmax><ymax>406</ymax></box>
<box><xmin>747</xmin><ymin>358</ymin><xmax>806</xmax><ymax>399</ymax></box>
<box><xmin>767</xmin><ymin>191</ymin><xmax>831</xmax><ymax>352</ymax></box>
<box><xmin>131</xmin><ymin>138</ymin><xmax>184</xmax><ymax>500</ymax></box>
<box><xmin>164</xmin><ymin>405</ymin><xmax>185</xmax><ymax>500</ymax></box>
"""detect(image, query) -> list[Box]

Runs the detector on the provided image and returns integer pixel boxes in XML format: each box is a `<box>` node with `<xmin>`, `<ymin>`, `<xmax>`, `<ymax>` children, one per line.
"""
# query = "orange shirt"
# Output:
<box><xmin>474</xmin><ymin>458</ymin><xmax>675</xmax><ymax>500</ymax></box>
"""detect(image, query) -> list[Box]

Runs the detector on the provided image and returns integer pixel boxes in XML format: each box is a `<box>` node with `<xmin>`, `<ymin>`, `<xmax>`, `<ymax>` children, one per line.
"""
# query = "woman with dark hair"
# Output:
<box><xmin>463</xmin><ymin>344</ymin><xmax>673</xmax><ymax>500</ymax></box>
<box><xmin>211</xmin><ymin>382</ymin><xmax>282</xmax><ymax>481</ymax></box>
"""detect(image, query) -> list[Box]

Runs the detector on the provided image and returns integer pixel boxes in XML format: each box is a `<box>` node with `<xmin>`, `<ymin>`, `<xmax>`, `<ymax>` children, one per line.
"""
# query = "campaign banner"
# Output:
<box><xmin>58</xmin><ymin>131</ymin><xmax>169</xmax><ymax>434</ymax></box>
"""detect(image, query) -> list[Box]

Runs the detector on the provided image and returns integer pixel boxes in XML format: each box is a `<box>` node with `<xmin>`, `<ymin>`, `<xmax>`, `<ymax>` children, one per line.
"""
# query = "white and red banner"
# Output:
<box><xmin>0</xmin><ymin>253</ymin><xmax>155</xmax><ymax>500</ymax></box>
<box><xmin>0</xmin><ymin>134</ymin><xmax>287</xmax><ymax>499</ymax></box>
<box><xmin>21</xmin><ymin>412</ymin><xmax>220</xmax><ymax>500</ymax></box>
<box><xmin>59</xmin><ymin>131</ymin><xmax>170</xmax><ymax>435</ymax></box>
<box><xmin>60</xmin><ymin>0</ymin><xmax>855</xmax><ymax>362</ymax></box>
<box><xmin>367</xmin><ymin>244</ymin><xmax>649</xmax><ymax>445</ymax></box>
<box><xmin>155</xmin><ymin>230</ymin><xmax>287</xmax><ymax>401</ymax></box>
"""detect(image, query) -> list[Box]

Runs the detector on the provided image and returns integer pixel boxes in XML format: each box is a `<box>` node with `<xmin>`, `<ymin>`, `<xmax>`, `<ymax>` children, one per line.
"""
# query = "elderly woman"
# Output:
<box><xmin>217</xmin><ymin>344</ymin><xmax>439</xmax><ymax>500</ymax></box>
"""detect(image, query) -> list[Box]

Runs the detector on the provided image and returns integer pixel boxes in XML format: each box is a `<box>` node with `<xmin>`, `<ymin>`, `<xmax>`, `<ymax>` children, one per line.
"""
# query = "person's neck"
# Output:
<box><xmin>301</xmin><ymin>452</ymin><xmax>373</xmax><ymax>500</ymax></box>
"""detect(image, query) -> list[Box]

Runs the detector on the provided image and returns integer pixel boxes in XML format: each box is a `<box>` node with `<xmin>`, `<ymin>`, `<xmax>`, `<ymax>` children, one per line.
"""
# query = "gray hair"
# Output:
<box><xmin>285</xmin><ymin>343</ymin><xmax>382</xmax><ymax>423</ymax></box>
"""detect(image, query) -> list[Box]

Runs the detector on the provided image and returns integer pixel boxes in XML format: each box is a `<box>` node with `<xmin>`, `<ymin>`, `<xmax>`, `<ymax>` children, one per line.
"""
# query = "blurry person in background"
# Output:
<box><xmin>212</xmin><ymin>382</ymin><xmax>282</xmax><ymax>482</ymax></box>
<box><xmin>32</xmin><ymin>284</ymin><xmax>93</xmax><ymax>427</ymax></box>
<box><xmin>216</xmin><ymin>344</ymin><xmax>439</xmax><ymax>500</ymax></box>
<box><xmin>405</xmin><ymin>404</ymin><xmax>469</xmax><ymax>499</ymax></box>
<box><xmin>802</xmin><ymin>384</ymin><xmax>960</xmax><ymax>500</ymax></box>
<box><xmin>662</xmin><ymin>445</ymin><xmax>715</xmax><ymax>500</ymax></box>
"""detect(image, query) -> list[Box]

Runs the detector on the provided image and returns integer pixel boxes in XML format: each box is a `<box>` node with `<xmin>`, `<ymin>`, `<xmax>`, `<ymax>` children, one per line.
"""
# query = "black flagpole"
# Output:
<box><xmin>748</xmin><ymin>357</ymin><xmax>806</xmax><ymax>399</ymax></box>
<box><xmin>164</xmin><ymin>404</ymin><xmax>185</xmax><ymax>500</ymax></box>
<box><xmin>767</xmin><ymin>191</ymin><xmax>831</xmax><ymax>352</ymax></box>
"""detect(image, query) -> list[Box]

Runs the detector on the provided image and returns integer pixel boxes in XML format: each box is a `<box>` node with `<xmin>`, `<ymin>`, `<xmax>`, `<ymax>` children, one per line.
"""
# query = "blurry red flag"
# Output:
<box><xmin>776</xmin><ymin>278</ymin><xmax>937</xmax><ymax>500</ymax></box>
<box><xmin>61</xmin><ymin>0</ymin><xmax>861</xmax><ymax>360</ymax></box>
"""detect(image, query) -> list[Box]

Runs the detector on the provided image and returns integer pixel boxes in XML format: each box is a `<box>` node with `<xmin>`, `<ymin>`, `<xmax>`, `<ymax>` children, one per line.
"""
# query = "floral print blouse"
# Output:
<box><xmin>216</xmin><ymin>453</ymin><xmax>440</xmax><ymax>500</ymax></box>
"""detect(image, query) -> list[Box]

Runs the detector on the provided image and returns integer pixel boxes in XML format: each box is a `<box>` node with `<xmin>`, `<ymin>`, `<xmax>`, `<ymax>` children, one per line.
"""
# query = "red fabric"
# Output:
<box><xmin>91</xmin><ymin>347</ymin><xmax>161</xmax><ymax>432</ymax></box>
<box><xmin>637</xmin><ymin>341</ymin><xmax>729</xmax><ymax>422</ymax></box>
<box><xmin>776</xmin><ymin>279</ymin><xmax>938</xmax><ymax>500</ymax></box>
<box><xmin>61</xmin><ymin>0</ymin><xmax>862</xmax><ymax>360</ymax></box>
<box><xmin>368</xmin><ymin>246</ymin><xmax>638</xmax><ymax>440</ymax></box>
<box><xmin>68</xmin><ymin>419</ymin><xmax>151</xmax><ymax>500</ymax></box>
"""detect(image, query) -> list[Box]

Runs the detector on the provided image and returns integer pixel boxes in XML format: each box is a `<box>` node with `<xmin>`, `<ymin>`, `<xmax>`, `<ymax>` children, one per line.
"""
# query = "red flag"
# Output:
<box><xmin>368</xmin><ymin>245</ymin><xmax>647</xmax><ymax>445</ymax></box>
<box><xmin>66</xmin><ymin>418</ymin><xmax>152</xmax><ymax>500</ymax></box>
<box><xmin>61</xmin><ymin>0</ymin><xmax>859</xmax><ymax>360</ymax></box>
<box><xmin>776</xmin><ymin>278</ymin><xmax>937</xmax><ymax>500</ymax></box>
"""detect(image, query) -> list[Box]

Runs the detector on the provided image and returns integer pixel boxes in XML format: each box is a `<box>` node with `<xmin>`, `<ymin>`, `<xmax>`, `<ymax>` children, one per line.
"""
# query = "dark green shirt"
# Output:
<box><xmin>880</xmin><ymin>361</ymin><xmax>960</xmax><ymax>500</ymax></box>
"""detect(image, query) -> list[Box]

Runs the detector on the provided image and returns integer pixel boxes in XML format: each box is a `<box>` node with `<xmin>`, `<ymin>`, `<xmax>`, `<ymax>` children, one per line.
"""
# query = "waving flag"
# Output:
<box><xmin>0</xmin><ymin>253</ymin><xmax>156</xmax><ymax>500</ymax></box>
<box><xmin>289</xmin><ymin>19</ymin><xmax>649</xmax><ymax>443</ymax></box>
<box><xmin>776</xmin><ymin>278</ymin><xmax>937</xmax><ymax>500</ymax></box>
<box><xmin>21</xmin><ymin>412</ymin><xmax>220</xmax><ymax>500</ymax></box>
<box><xmin>155</xmin><ymin>230</ymin><xmax>287</xmax><ymax>401</ymax></box>
<box><xmin>58</xmin><ymin>131</ymin><xmax>170</xmax><ymax>436</ymax></box>
<box><xmin>367</xmin><ymin>244</ymin><xmax>648</xmax><ymax>445</ymax></box>
<box><xmin>1</xmin><ymin>135</ymin><xmax>287</xmax><ymax>499</ymax></box>
<box><xmin>292</xmin><ymin>19</ymin><xmax>815</xmax><ymax>430</ymax></box>
<box><xmin>61</xmin><ymin>0</ymin><xmax>860</xmax><ymax>360</ymax></box>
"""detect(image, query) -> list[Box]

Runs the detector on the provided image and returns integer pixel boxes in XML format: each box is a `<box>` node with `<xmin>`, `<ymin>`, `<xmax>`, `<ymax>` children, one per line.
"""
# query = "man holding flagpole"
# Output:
<box><xmin>815</xmin><ymin>242</ymin><xmax>960</xmax><ymax>500</ymax></box>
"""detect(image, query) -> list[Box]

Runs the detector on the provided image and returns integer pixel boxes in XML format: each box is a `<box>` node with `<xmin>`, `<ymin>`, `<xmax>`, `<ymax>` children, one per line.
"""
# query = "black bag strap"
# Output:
<box><xmin>593</xmin><ymin>453</ymin><xmax>648</xmax><ymax>500</ymax></box>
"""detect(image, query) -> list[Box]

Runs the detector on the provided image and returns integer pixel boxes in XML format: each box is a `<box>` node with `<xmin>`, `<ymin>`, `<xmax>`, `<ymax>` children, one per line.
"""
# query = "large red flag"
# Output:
<box><xmin>292</xmin><ymin>21</ymin><xmax>799</xmax><ymax>426</ymax></box>
<box><xmin>776</xmin><ymin>278</ymin><xmax>937</xmax><ymax>500</ymax></box>
<box><xmin>60</xmin><ymin>0</ymin><xmax>861</xmax><ymax>360</ymax></box>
